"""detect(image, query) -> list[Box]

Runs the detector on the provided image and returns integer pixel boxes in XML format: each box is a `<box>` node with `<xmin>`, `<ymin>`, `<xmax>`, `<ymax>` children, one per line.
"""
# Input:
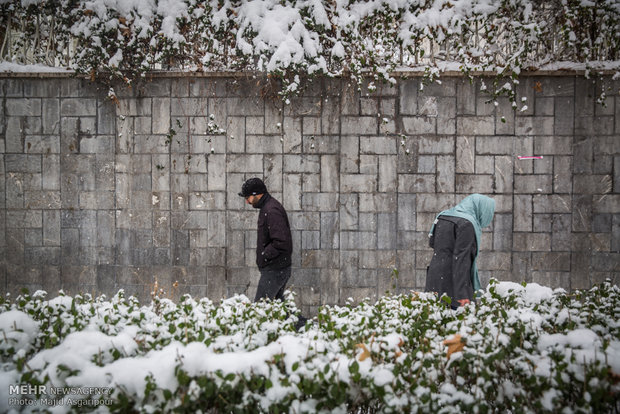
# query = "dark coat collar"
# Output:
<box><xmin>254</xmin><ymin>192</ymin><xmax>270</xmax><ymax>209</ymax></box>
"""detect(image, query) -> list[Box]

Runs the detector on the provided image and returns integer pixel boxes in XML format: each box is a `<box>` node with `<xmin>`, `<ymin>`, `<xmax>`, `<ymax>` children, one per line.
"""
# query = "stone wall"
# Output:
<box><xmin>1</xmin><ymin>73</ymin><xmax>618</xmax><ymax>314</ymax></box>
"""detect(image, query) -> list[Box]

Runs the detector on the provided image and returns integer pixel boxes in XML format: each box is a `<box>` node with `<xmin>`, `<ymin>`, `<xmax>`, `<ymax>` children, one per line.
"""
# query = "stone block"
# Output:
<box><xmin>456</xmin><ymin>116</ymin><xmax>494</xmax><ymax>135</ymax></box>
<box><xmin>513</xmin><ymin>233</ymin><xmax>552</xmax><ymax>251</ymax></box>
<box><xmin>225</xmin><ymin>116</ymin><xmax>245</xmax><ymax>154</ymax></box>
<box><xmin>572</xmin><ymin>195</ymin><xmax>593</xmax><ymax>232</ymax></box>
<box><xmin>341</xmin><ymin>231</ymin><xmax>376</xmax><ymax>250</ymax></box>
<box><xmin>169</xmin><ymin>97</ymin><xmax>207</xmax><ymax>117</ymax></box>
<box><xmin>40</xmin><ymin>99</ymin><xmax>60</xmax><ymax>135</ymax></box>
<box><xmin>573</xmin><ymin>175</ymin><xmax>613</xmax><ymax>194</ymax></box>
<box><xmin>282</xmin><ymin>117</ymin><xmax>302</xmax><ymax>153</ymax></box>
<box><xmin>493</xmin><ymin>156</ymin><xmax>513</xmax><ymax>194</ymax></box>
<box><xmin>478</xmin><ymin>251</ymin><xmax>511</xmax><ymax>271</ymax></box>
<box><xmin>6</xmin><ymin>98</ymin><xmax>41</xmax><ymax>116</ymax></box>
<box><xmin>339</xmin><ymin>193</ymin><xmax>358</xmax><ymax>231</ymax></box>
<box><xmin>476</xmin><ymin>96</ymin><xmax>495</xmax><ymax>116</ymax></box>
<box><xmin>496</xmin><ymin>99</ymin><xmax>515</xmax><ymax>136</ymax></box>
<box><xmin>514</xmin><ymin>175</ymin><xmax>552</xmax><ymax>194</ymax></box>
<box><xmin>283</xmin><ymin>154</ymin><xmax>320</xmax><ymax>173</ymax></box>
<box><xmin>60</xmin><ymin>98</ymin><xmax>96</xmax><ymax>117</ymax></box>
<box><xmin>551</xmin><ymin>214</ymin><xmax>571</xmax><ymax>252</ymax></box>
<box><xmin>340</xmin><ymin>174</ymin><xmax>376</xmax><ymax>193</ymax></box>
<box><xmin>208</xmin><ymin>212</ymin><xmax>226</xmax><ymax>247</ymax></box>
<box><xmin>321</xmin><ymin>98</ymin><xmax>340</xmax><ymax>135</ymax></box>
<box><xmin>358</xmin><ymin>212</ymin><xmax>376</xmax><ymax>232</ymax></box>
<box><xmin>418</xmin><ymin>136</ymin><xmax>454</xmax><ymax>154</ymax></box>
<box><xmin>531</xmin><ymin>272</ymin><xmax>571</xmax><ymax>289</ymax></box>
<box><xmin>532</xmin><ymin>252</ymin><xmax>571</xmax><ymax>271</ymax></box>
<box><xmin>399</xmin><ymin>174</ymin><xmax>435</xmax><ymax>193</ymax></box>
<box><xmin>303</xmin><ymin>135</ymin><xmax>339</xmax><ymax>154</ymax></box>
<box><xmin>612</xmin><ymin>214</ymin><xmax>620</xmax><ymax>252</ymax></box>
<box><xmin>151</xmin><ymin>98</ymin><xmax>171</xmax><ymax>134</ymax></box>
<box><xmin>553</xmin><ymin>97</ymin><xmax>575</xmax><ymax>136</ymax></box>
<box><xmin>246</xmin><ymin>135</ymin><xmax>282</xmax><ymax>154</ymax></box>
<box><xmin>22</xmin><ymin>79</ymin><xmax>58</xmax><ymax>97</ymax></box>
<box><xmin>577</xmin><ymin>116</ymin><xmax>614</xmax><ymax>136</ymax></box>
<box><xmin>226</xmin><ymin>97</ymin><xmax>264</xmax><ymax>117</ymax></box>
<box><xmin>593</xmin><ymin>194</ymin><xmax>620</xmax><ymax>213</ymax></box>
<box><xmin>455</xmin><ymin>136</ymin><xmax>475</xmax><ymax>174</ymax></box>
<box><xmin>301</xmin><ymin>231</ymin><xmax>320</xmax><ymax>250</ymax></box>
<box><xmin>514</xmin><ymin>195</ymin><xmax>532</xmax><ymax>232</ymax></box>
<box><xmin>96</xmin><ymin>98</ymin><xmax>115</xmax><ymax>135</ymax></box>
<box><xmin>207</xmin><ymin>154</ymin><xmax>226</xmax><ymax>191</ymax></box>
<box><xmin>80</xmin><ymin>136</ymin><xmax>115</xmax><ymax>153</ymax></box>
<box><xmin>455</xmin><ymin>174</ymin><xmax>493</xmax><ymax>194</ymax></box>
<box><xmin>378</xmin><ymin>156</ymin><xmax>397</xmax><ymax>192</ymax></box>
<box><xmin>301</xmin><ymin>174</ymin><xmax>320</xmax><ymax>193</ymax></box>
<box><xmin>283</xmin><ymin>173</ymin><xmax>302</xmax><ymax>210</ymax></box>
<box><xmin>5</xmin><ymin>154</ymin><xmax>41</xmax><ymax>173</ymax></box>
<box><xmin>302</xmin><ymin>193</ymin><xmax>339</xmax><ymax>212</ymax></box>
<box><xmin>476</xmin><ymin>136</ymin><xmax>513</xmax><ymax>155</ymax></box>
<box><xmin>414</xmin><ymin>156</ymin><xmax>433</xmax><ymax>173</ymax></box>
<box><xmin>244</xmin><ymin>116</ymin><xmax>264</xmax><ymax>136</ymax></box>
<box><xmin>340</xmin><ymin>135</ymin><xmax>360</xmax><ymax>173</ymax></box>
<box><xmin>300</xmin><ymin>116</ymin><xmax>320</xmax><ymax>136</ymax></box>
<box><xmin>456</xmin><ymin>79</ymin><xmax>476</xmax><ymax>115</ymax></box>
<box><xmin>290</xmin><ymin>212</ymin><xmax>320</xmax><ymax>231</ymax></box>
<box><xmin>321</xmin><ymin>212</ymin><xmax>339</xmax><ymax>249</ymax></box>
<box><xmin>264</xmin><ymin>101</ymin><xmax>282</xmax><ymax>135</ymax></box>
<box><xmin>437</xmin><ymin>155</ymin><xmax>455</xmax><ymax>193</ymax></box>
<box><xmin>319</xmin><ymin>155</ymin><xmax>338</xmax><ymax>193</ymax></box>
<box><xmin>341</xmin><ymin>116</ymin><xmax>377</xmax><ymax>135</ymax></box>
<box><xmin>359</xmin><ymin>155</ymin><xmax>377</xmax><ymax>175</ymax></box>
<box><xmin>399</xmin><ymin>79</ymin><xmax>419</xmax><ymax>115</ymax></box>
<box><xmin>377</xmin><ymin>213</ymin><xmax>397</xmax><ymax>249</ymax></box>
<box><xmin>402</xmin><ymin>116</ymin><xmax>436</xmax><ymax>134</ymax></box>
<box><xmin>172</xmin><ymin>230</ymin><xmax>190</xmax><ymax>266</ymax></box>
<box><xmin>475</xmin><ymin>155</ymin><xmax>496</xmax><ymax>174</ymax></box>
<box><xmin>533</xmin><ymin>195</ymin><xmax>571</xmax><ymax>214</ymax></box>
<box><xmin>360</xmin><ymin>136</ymin><xmax>397</xmax><ymax>154</ymax></box>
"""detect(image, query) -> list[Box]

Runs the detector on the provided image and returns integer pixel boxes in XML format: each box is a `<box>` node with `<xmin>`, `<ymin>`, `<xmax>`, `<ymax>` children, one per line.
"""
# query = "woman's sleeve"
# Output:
<box><xmin>451</xmin><ymin>221</ymin><xmax>477</xmax><ymax>302</ymax></box>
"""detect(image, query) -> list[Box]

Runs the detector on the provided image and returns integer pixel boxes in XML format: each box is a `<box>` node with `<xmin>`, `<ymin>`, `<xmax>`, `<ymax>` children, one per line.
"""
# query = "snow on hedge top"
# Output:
<box><xmin>493</xmin><ymin>281</ymin><xmax>556</xmax><ymax>305</ymax></box>
<box><xmin>2</xmin><ymin>0</ymin><xmax>619</xmax><ymax>91</ymax></box>
<box><xmin>0</xmin><ymin>310</ymin><xmax>39</xmax><ymax>354</ymax></box>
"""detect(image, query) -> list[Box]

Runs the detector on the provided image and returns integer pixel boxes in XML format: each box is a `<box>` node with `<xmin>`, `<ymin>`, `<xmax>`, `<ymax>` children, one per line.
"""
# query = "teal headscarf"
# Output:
<box><xmin>428</xmin><ymin>194</ymin><xmax>495</xmax><ymax>292</ymax></box>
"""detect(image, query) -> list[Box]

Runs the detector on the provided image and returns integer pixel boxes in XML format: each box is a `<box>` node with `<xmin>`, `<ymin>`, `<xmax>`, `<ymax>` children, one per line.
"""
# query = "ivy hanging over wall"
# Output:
<box><xmin>1</xmin><ymin>0</ymin><xmax>619</xmax><ymax>104</ymax></box>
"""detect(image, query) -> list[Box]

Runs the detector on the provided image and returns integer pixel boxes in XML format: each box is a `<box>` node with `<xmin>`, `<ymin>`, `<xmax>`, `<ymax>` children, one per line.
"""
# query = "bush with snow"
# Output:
<box><xmin>1</xmin><ymin>0</ymin><xmax>619</xmax><ymax>103</ymax></box>
<box><xmin>0</xmin><ymin>279</ymin><xmax>618</xmax><ymax>413</ymax></box>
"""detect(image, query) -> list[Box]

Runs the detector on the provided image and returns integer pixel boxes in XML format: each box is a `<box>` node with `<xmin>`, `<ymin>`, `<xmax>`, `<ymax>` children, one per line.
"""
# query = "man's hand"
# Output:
<box><xmin>457</xmin><ymin>299</ymin><xmax>471</xmax><ymax>307</ymax></box>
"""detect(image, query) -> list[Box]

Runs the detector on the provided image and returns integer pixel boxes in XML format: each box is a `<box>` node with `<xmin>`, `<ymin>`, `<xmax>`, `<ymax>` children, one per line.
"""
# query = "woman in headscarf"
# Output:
<box><xmin>425</xmin><ymin>194</ymin><xmax>495</xmax><ymax>308</ymax></box>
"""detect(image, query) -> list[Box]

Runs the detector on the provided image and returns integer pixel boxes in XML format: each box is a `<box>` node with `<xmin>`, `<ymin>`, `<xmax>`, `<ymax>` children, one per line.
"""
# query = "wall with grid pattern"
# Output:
<box><xmin>1</xmin><ymin>74</ymin><xmax>618</xmax><ymax>314</ymax></box>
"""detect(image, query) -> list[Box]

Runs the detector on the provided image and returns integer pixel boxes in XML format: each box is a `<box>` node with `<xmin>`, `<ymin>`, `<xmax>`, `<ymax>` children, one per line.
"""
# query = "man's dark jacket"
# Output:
<box><xmin>254</xmin><ymin>193</ymin><xmax>292</xmax><ymax>270</ymax></box>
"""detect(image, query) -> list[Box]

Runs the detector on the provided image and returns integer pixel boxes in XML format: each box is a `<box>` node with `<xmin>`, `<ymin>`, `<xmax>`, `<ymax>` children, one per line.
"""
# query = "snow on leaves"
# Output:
<box><xmin>0</xmin><ymin>279</ymin><xmax>619</xmax><ymax>413</ymax></box>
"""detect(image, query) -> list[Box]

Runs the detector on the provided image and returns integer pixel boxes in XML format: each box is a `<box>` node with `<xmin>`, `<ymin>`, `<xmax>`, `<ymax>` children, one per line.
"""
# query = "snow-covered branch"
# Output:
<box><xmin>1</xmin><ymin>0</ymin><xmax>619</xmax><ymax>100</ymax></box>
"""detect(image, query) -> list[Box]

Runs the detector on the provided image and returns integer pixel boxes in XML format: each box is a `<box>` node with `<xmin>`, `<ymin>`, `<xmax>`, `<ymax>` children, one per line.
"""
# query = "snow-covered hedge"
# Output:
<box><xmin>0</xmin><ymin>280</ymin><xmax>619</xmax><ymax>413</ymax></box>
<box><xmin>1</xmin><ymin>0</ymin><xmax>619</xmax><ymax>102</ymax></box>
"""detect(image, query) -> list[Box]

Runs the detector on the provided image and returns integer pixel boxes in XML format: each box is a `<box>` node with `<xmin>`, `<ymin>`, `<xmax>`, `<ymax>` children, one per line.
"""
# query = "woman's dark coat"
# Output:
<box><xmin>425</xmin><ymin>215</ymin><xmax>477</xmax><ymax>305</ymax></box>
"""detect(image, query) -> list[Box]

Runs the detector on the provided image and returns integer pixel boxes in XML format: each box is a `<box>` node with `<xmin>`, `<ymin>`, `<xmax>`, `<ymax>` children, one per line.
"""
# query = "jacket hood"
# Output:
<box><xmin>448</xmin><ymin>194</ymin><xmax>496</xmax><ymax>230</ymax></box>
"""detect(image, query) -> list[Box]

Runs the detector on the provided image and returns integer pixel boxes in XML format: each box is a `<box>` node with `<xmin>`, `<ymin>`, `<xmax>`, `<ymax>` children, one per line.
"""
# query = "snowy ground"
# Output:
<box><xmin>0</xmin><ymin>280</ymin><xmax>618</xmax><ymax>413</ymax></box>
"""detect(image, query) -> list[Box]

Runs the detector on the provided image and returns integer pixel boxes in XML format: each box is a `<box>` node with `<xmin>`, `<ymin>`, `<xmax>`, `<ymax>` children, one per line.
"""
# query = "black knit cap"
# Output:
<box><xmin>238</xmin><ymin>177</ymin><xmax>267</xmax><ymax>197</ymax></box>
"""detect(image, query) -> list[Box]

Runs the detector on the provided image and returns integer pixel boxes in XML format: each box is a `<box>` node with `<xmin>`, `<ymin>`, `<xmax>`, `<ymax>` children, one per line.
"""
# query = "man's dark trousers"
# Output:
<box><xmin>254</xmin><ymin>267</ymin><xmax>291</xmax><ymax>302</ymax></box>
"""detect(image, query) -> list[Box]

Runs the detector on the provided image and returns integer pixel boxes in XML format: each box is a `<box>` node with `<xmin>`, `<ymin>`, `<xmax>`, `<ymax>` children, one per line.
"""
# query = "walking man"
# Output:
<box><xmin>239</xmin><ymin>177</ymin><xmax>293</xmax><ymax>302</ymax></box>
